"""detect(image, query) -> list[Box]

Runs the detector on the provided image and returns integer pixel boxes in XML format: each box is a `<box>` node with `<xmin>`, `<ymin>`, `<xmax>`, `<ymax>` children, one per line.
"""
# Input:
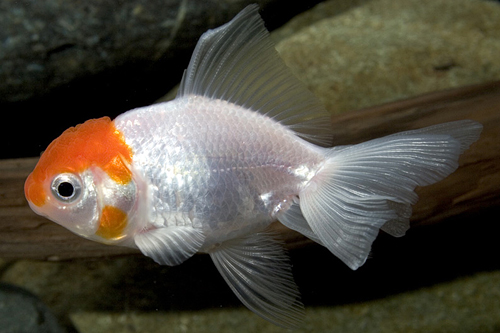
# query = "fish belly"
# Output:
<box><xmin>114</xmin><ymin>96</ymin><xmax>324</xmax><ymax>248</ymax></box>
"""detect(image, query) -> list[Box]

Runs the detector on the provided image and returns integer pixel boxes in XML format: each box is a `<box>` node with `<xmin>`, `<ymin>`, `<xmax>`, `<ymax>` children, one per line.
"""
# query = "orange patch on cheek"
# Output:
<box><xmin>95</xmin><ymin>205</ymin><xmax>128</xmax><ymax>240</ymax></box>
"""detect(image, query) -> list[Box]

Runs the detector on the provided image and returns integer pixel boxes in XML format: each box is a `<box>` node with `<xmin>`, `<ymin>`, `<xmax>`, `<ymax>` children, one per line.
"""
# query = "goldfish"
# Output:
<box><xmin>24</xmin><ymin>4</ymin><xmax>482</xmax><ymax>328</ymax></box>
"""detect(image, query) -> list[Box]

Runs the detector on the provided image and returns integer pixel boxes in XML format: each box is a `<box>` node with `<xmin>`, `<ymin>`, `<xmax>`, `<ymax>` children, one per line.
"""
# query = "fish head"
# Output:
<box><xmin>24</xmin><ymin>117</ymin><xmax>144</xmax><ymax>245</ymax></box>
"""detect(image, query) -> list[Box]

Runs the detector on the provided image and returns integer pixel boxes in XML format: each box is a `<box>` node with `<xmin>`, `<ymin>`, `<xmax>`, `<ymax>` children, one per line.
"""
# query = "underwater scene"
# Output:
<box><xmin>1</xmin><ymin>0</ymin><xmax>500</xmax><ymax>332</ymax></box>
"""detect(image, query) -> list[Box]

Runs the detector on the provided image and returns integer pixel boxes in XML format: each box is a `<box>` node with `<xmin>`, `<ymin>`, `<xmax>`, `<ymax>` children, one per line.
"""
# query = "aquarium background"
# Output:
<box><xmin>1</xmin><ymin>0</ymin><xmax>500</xmax><ymax>332</ymax></box>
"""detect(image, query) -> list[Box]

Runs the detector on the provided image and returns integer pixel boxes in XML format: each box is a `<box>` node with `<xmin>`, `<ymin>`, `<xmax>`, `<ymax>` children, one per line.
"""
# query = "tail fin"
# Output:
<box><xmin>296</xmin><ymin>120</ymin><xmax>482</xmax><ymax>270</ymax></box>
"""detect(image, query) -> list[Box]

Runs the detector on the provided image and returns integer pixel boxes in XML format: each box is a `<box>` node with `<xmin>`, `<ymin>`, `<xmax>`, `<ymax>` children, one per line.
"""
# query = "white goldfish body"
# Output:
<box><xmin>24</xmin><ymin>5</ymin><xmax>482</xmax><ymax>328</ymax></box>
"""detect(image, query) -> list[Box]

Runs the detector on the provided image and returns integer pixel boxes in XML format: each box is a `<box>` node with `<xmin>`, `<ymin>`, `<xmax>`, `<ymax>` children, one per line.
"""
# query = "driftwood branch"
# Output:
<box><xmin>1</xmin><ymin>81</ymin><xmax>499</xmax><ymax>260</ymax></box>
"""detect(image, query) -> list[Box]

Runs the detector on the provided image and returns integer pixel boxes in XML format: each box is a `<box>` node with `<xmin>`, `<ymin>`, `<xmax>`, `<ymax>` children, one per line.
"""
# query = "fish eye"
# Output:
<box><xmin>51</xmin><ymin>173</ymin><xmax>82</xmax><ymax>203</ymax></box>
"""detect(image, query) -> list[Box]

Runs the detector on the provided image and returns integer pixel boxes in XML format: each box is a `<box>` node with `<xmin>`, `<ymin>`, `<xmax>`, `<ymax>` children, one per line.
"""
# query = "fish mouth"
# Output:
<box><xmin>26</xmin><ymin>200</ymin><xmax>49</xmax><ymax>220</ymax></box>
<box><xmin>24</xmin><ymin>173</ymin><xmax>47</xmax><ymax>207</ymax></box>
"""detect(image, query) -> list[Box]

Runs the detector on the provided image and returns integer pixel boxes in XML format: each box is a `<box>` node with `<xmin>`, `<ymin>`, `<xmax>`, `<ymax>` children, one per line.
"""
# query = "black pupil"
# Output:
<box><xmin>58</xmin><ymin>182</ymin><xmax>74</xmax><ymax>197</ymax></box>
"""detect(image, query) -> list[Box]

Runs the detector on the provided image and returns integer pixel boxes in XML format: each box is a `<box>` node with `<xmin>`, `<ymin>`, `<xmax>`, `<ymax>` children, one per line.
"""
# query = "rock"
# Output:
<box><xmin>0</xmin><ymin>0</ymin><xmax>282</xmax><ymax>103</ymax></box>
<box><xmin>67</xmin><ymin>271</ymin><xmax>500</xmax><ymax>333</ymax></box>
<box><xmin>275</xmin><ymin>0</ymin><xmax>500</xmax><ymax>115</ymax></box>
<box><xmin>0</xmin><ymin>283</ymin><xmax>65</xmax><ymax>333</ymax></box>
<box><xmin>0</xmin><ymin>0</ymin><xmax>324</xmax><ymax>159</ymax></box>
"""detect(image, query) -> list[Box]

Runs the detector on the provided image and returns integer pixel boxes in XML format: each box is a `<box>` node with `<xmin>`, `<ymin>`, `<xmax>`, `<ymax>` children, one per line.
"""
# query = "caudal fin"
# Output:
<box><xmin>295</xmin><ymin>120</ymin><xmax>482</xmax><ymax>270</ymax></box>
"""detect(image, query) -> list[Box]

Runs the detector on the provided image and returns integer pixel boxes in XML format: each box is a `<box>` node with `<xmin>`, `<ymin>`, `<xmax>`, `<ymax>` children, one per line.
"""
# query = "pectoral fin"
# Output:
<box><xmin>208</xmin><ymin>232</ymin><xmax>304</xmax><ymax>329</ymax></box>
<box><xmin>134</xmin><ymin>226</ymin><xmax>205</xmax><ymax>266</ymax></box>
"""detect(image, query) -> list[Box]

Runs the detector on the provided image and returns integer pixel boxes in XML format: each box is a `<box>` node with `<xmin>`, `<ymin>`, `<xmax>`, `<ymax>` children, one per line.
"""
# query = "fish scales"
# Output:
<box><xmin>115</xmin><ymin>96</ymin><xmax>323</xmax><ymax>248</ymax></box>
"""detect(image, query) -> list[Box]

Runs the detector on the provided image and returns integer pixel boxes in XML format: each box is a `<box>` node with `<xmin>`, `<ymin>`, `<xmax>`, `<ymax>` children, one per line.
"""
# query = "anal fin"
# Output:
<box><xmin>278</xmin><ymin>201</ymin><xmax>323</xmax><ymax>245</ymax></box>
<box><xmin>209</xmin><ymin>232</ymin><xmax>304</xmax><ymax>328</ymax></box>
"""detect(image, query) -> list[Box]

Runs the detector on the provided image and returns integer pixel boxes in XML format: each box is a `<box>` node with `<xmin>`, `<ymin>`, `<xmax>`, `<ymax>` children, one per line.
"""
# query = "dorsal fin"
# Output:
<box><xmin>177</xmin><ymin>4</ymin><xmax>332</xmax><ymax>146</ymax></box>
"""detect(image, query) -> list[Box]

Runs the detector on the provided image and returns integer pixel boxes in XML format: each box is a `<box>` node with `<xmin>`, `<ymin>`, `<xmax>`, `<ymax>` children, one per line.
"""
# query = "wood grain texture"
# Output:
<box><xmin>1</xmin><ymin>81</ymin><xmax>499</xmax><ymax>260</ymax></box>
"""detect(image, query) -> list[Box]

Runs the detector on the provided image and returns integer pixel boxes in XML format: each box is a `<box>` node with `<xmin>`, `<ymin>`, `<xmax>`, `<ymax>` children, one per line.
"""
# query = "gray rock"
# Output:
<box><xmin>0</xmin><ymin>0</ymin><xmax>324</xmax><ymax>159</ymax></box>
<box><xmin>0</xmin><ymin>283</ymin><xmax>65</xmax><ymax>333</ymax></box>
<box><xmin>275</xmin><ymin>0</ymin><xmax>500</xmax><ymax>115</ymax></box>
<box><xmin>0</xmin><ymin>0</ymin><xmax>249</xmax><ymax>103</ymax></box>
